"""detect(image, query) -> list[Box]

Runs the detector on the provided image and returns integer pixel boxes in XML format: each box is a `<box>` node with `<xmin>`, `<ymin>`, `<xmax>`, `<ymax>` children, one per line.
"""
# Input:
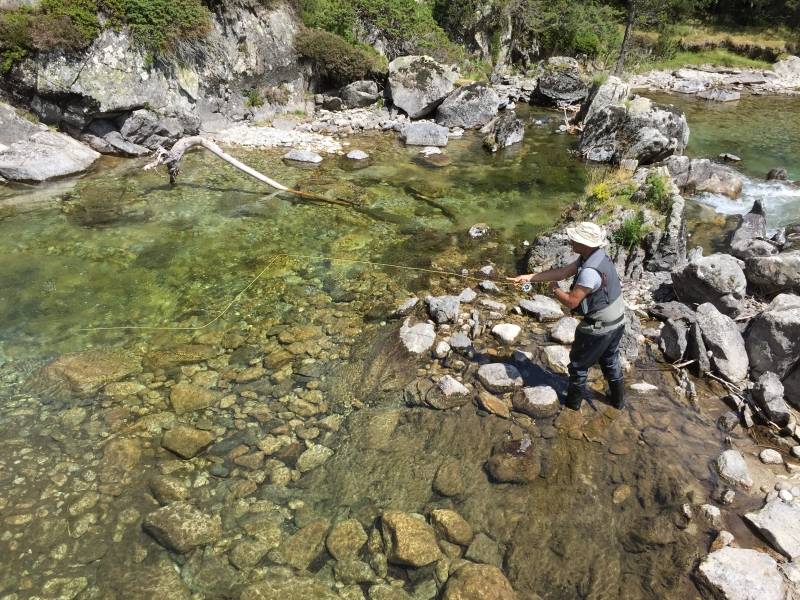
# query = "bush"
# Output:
<box><xmin>295</xmin><ymin>27</ymin><xmax>385</xmax><ymax>87</ymax></box>
<box><xmin>524</xmin><ymin>0</ymin><xmax>622</xmax><ymax>60</ymax></box>
<box><xmin>613</xmin><ymin>211</ymin><xmax>647</xmax><ymax>250</ymax></box>
<box><xmin>245</xmin><ymin>89</ymin><xmax>264</xmax><ymax>108</ymax></box>
<box><xmin>654</xmin><ymin>25</ymin><xmax>682</xmax><ymax>58</ymax></box>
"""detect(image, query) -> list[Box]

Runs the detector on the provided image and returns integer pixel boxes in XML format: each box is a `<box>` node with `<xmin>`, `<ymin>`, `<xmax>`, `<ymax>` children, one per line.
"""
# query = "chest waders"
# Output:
<box><xmin>564</xmin><ymin>249</ymin><xmax>626</xmax><ymax>411</ymax></box>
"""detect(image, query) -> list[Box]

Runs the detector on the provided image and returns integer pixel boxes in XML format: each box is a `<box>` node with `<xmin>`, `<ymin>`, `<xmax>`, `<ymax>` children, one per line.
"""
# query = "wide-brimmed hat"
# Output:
<box><xmin>566</xmin><ymin>222</ymin><xmax>607</xmax><ymax>247</ymax></box>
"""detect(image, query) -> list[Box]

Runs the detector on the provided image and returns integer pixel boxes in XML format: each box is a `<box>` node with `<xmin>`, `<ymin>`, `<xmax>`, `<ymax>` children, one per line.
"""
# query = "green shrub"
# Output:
<box><xmin>526</xmin><ymin>0</ymin><xmax>622</xmax><ymax>60</ymax></box>
<box><xmin>245</xmin><ymin>89</ymin><xmax>264</xmax><ymax>108</ymax></box>
<box><xmin>644</xmin><ymin>172</ymin><xmax>672</xmax><ymax>213</ymax></box>
<box><xmin>654</xmin><ymin>25</ymin><xmax>682</xmax><ymax>58</ymax></box>
<box><xmin>100</xmin><ymin>0</ymin><xmax>212</xmax><ymax>52</ymax></box>
<box><xmin>613</xmin><ymin>211</ymin><xmax>647</xmax><ymax>251</ymax></box>
<box><xmin>295</xmin><ymin>27</ymin><xmax>385</xmax><ymax>87</ymax></box>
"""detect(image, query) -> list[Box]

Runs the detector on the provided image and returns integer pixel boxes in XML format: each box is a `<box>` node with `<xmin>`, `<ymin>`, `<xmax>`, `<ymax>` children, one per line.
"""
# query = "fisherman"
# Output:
<box><xmin>507</xmin><ymin>222</ymin><xmax>625</xmax><ymax>411</ymax></box>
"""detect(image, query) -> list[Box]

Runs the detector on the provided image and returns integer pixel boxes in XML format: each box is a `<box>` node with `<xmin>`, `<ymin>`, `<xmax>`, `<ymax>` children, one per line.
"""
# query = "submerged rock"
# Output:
<box><xmin>399</xmin><ymin>319</ymin><xmax>436</xmax><ymax>354</ymax></box>
<box><xmin>388</xmin><ymin>55</ymin><xmax>459</xmax><ymax>119</ymax></box>
<box><xmin>481</xmin><ymin>112</ymin><xmax>525</xmax><ymax>152</ymax></box>
<box><xmin>381</xmin><ymin>510</ymin><xmax>441</xmax><ymax>567</ymax></box>
<box><xmin>404</xmin><ymin>121</ymin><xmax>449</xmax><ymax>147</ymax></box>
<box><xmin>436</xmin><ymin>83</ymin><xmax>499</xmax><ymax>129</ymax></box>
<box><xmin>143</xmin><ymin>502</ymin><xmax>222</xmax><ymax>554</ymax></box>
<box><xmin>486</xmin><ymin>437</ymin><xmax>540</xmax><ymax>484</ymax></box>
<box><xmin>326</xmin><ymin>519</ymin><xmax>368</xmax><ymax>561</ymax></box>
<box><xmin>41</xmin><ymin>349</ymin><xmax>142</xmax><ymax>397</ymax></box>
<box><xmin>697</xmin><ymin>547</ymin><xmax>787</xmax><ymax>600</ymax></box>
<box><xmin>443</xmin><ymin>563</ymin><xmax>517</xmax><ymax>600</ymax></box>
<box><xmin>282</xmin><ymin>149</ymin><xmax>323</xmax><ymax>164</ymax></box>
<box><xmin>161</xmin><ymin>425</ymin><xmax>215</xmax><ymax>459</ymax></box>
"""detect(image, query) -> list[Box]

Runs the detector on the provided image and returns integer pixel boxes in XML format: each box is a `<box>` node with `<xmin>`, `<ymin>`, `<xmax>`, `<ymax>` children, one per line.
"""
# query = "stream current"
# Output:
<box><xmin>0</xmin><ymin>96</ymin><xmax>798</xmax><ymax>599</ymax></box>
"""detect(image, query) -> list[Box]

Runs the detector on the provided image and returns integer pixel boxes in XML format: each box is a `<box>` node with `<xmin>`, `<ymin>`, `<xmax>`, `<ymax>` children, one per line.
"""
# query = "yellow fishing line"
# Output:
<box><xmin>80</xmin><ymin>253</ymin><xmax>522</xmax><ymax>332</ymax></box>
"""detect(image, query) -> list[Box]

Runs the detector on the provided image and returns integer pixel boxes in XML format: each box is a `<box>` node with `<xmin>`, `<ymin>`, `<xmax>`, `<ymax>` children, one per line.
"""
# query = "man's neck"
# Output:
<box><xmin>579</xmin><ymin>247</ymin><xmax>599</xmax><ymax>260</ymax></box>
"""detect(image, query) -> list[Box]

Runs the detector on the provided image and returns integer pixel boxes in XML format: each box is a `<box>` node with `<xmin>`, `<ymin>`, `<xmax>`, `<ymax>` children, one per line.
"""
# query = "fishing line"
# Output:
<box><xmin>79</xmin><ymin>252</ymin><xmax>525</xmax><ymax>332</ymax></box>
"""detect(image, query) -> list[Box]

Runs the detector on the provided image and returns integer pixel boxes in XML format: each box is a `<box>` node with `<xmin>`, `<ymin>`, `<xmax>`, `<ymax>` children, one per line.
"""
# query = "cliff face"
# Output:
<box><xmin>3</xmin><ymin>1</ymin><xmax>311</xmax><ymax>153</ymax></box>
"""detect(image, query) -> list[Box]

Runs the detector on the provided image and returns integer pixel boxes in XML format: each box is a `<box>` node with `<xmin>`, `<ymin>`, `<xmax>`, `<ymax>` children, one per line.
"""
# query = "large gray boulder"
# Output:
<box><xmin>746</xmin><ymin>293</ymin><xmax>800</xmax><ymax>380</ymax></box>
<box><xmin>745</xmin><ymin>251</ymin><xmax>800</xmax><ymax>296</ymax></box>
<box><xmin>532</xmin><ymin>57</ymin><xmax>588</xmax><ymax>106</ymax></box>
<box><xmin>729</xmin><ymin>200</ymin><xmax>777</xmax><ymax>260</ymax></box>
<box><xmin>660</xmin><ymin>155</ymin><xmax>743</xmax><ymax>199</ymax></box>
<box><xmin>481</xmin><ymin>112</ymin><xmax>525</xmax><ymax>152</ymax></box>
<box><xmin>745</xmin><ymin>500</ymin><xmax>800</xmax><ymax>559</ymax></box>
<box><xmin>645</xmin><ymin>179</ymin><xmax>687</xmax><ymax>272</ymax></box>
<box><xmin>672</xmin><ymin>253</ymin><xmax>747</xmax><ymax>316</ymax></box>
<box><xmin>388</xmin><ymin>55</ymin><xmax>459</xmax><ymax>119</ymax></box>
<box><xmin>0</xmin><ymin>102</ymin><xmax>99</xmax><ymax>182</ymax></box>
<box><xmin>340</xmin><ymin>80</ymin><xmax>380</xmax><ymax>108</ymax></box>
<box><xmin>696</xmin><ymin>547</ymin><xmax>787</xmax><ymax>600</ymax></box>
<box><xmin>695</xmin><ymin>303</ymin><xmax>749</xmax><ymax>383</ymax></box>
<box><xmin>82</xmin><ymin>118</ymin><xmax>150</xmax><ymax>157</ymax></box>
<box><xmin>118</xmin><ymin>109</ymin><xmax>200</xmax><ymax>150</ymax></box>
<box><xmin>578</xmin><ymin>96</ymin><xmax>690</xmax><ymax>165</ymax></box>
<box><xmin>752</xmin><ymin>372</ymin><xmax>792</xmax><ymax>427</ymax></box>
<box><xmin>576</xmin><ymin>75</ymin><xmax>630</xmax><ymax>125</ymax></box>
<box><xmin>435</xmin><ymin>83</ymin><xmax>499</xmax><ymax>129</ymax></box>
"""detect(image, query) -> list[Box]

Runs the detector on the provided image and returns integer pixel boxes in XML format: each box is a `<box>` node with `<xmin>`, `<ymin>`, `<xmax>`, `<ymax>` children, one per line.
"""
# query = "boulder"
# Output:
<box><xmin>672</xmin><ymin>253</ymin><xmax>747</xmax><ymax>316</ymax></box>
<box><xmin>399</xmin><ymin>319</ymin><xmax>436</xmax><ymax>354</ymax></box>
<box><xmin>746</xmin><ymin>294</ymin><xmax>800</xmax><ymax>379</ymax></box>
<box><xmin>659</xmin><ymin>318</ymin><xmax>689</xmax><ymax>362</ymax></box>
<box><xmin>576</xmin><ymin>75</ymin><xmax>630</xmax><ymax>125</ymax></box>
<box><xmin>404</xmin><ymin>122</ymin><xmax>449</xmax><ymax>147</ymax></box>
<box><xmin>716</xmin><ymin>449</ymin><xmax>753</xmax><ymax>489</ymax></box>
<box><xmin>774</xmin><ymin>55</ymin><xmax>800</xmax><ymax>79</ymax></box>
<box><xmin>381</xmin><ymin>510</ymin><xmax>441</xmax><ymax>567</ymax></box>
<box><xmin>660</xmin><ymin>156</ymin><xmax>743</xmax><ymax>199</ymax></box>
<box><xmin>767</xmin><ymin>167</ymin><xmax>789</xmax><ymax>181</ymax></box>
<box><xmin>486</xmin><ymin>438</ymin><xmax>540</xmax><ymax>483</ymax></box>
<box><xmin>143</xmin><ymin>502</ymin><xmax>222</xmax><ymax>554</ymax></box>
<box><xmin>532</xmin><ymin>57</ymin><xmax>588</xmax><ymax>106</ymax></box>
<box><xmin>388</xmin><ymin>55</ymin><xmax>459</xmax><ymax>119</ymax></box>
<box><xmin>443</xmin><ymin>563</ymin><xmax>517</xmax><ymax>600</ymax></box>
<box><xmin>425</xmin><ymin>295</ymin><xmax>461</xmax><ymax>323</ymax></box>
<box><xmin>745</xmin><ymin>500</ymin><xmax>800</xmax><ymax>559</ymax></box>
<box><xmin>519</xmin><ymin>295</ymin><xmax>563</xmax><ymax>321</ymax></box>
<box><xmin>578</xmin><ymin>96</ymin><xmax>690</xmax><ymax>165</ymax></box>
<box><xmin>477</xmin><ymin>363</ymin><xmax>523</xmax><ymax>394</ymax></box>
<box><xmin>550</xmin><ymin>316</ymin><xmax>579</xmax><ymax>344</ymax></box>
<box><xmin>512</xmin><ymin>386</ymin><xmax>560</xmax><ymax>418</ymax></box>
<box><xmin>696</xmin><ymin>547</ymin><xmax>787</xmax><ymax>600</ymax></box>
<box><xmin>83</xmin><ymin>119</ymin><xmax>150</xmax><ymax>157</ymax></box>
<box><xmin>481</xmin><ymin>112</ymin><xmax>525</xmax><ymax>152</ymax></box>
<box><xmin>117</xmin><ymin>109</ymin><xmax>199</xmax><ymax>150</ymax></box>
<box><xmin>161</xmin><ymin>425</ymin><xmax>215</xmax><ymax>459</ymax></box>
<box><xmin>752</xmin><ymin>372</ymin><xmax>792</xmax><ymax>427</ymax></box>
<box><xmin>646</xmin><ymin>183</ymin><xmax>687</xmax><ymax>272</ymax></box>
<box><xmin>695</xmin><ymin>303</ymin><xmax>749</xmax><ymax>383</ymax></box>
<box><xmin>340</xmin><ymin>80</ymin><xmax>380</xmax><ymax>108</ymax></box>
<box><xmin>745</xmin><ymin>251</ymin><xmax>800</xmax><ymax>295</ymax></box>
<box><xmin>697</xmin><ymin>88</ymin><xmax>741</xmax><ymax>102</ymax></box>
<box><xmin>436</xmin><ymin>83</ymin><xmax>499</xmax><ymax>129</ymax></box>
<box><xmin>730</xmin><ymin>200</ymin><xmax>777</xmax><ymax>260</ymax></box>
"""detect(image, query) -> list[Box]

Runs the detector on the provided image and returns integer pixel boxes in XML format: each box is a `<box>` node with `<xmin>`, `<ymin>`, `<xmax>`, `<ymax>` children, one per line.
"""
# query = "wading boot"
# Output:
<box><xmin>608</xmin><ymin>378</ymin><xmax>625</xmax><ymax>409</ymax></box>
<box><xmin>564</xmin><ymin>384</ymin><xmax>584</xmax><ymax>411</ymax></box>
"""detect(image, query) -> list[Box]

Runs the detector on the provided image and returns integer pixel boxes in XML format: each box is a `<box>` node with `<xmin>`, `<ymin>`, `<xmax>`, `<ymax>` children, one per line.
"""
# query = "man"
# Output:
<box><xmin>508</xmin><ymin>222</ymin><xmax>625</xmax><ymax>411</ymax></box>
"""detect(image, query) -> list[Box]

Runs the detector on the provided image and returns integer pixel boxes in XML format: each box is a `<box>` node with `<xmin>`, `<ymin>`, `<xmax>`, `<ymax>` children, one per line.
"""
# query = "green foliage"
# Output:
<box><xmin>295</xmin><ymin>27</ymin><xmax>385</xmax><ymax>87</ymax></box>
<box><xmin>245</xmin><ymin>89</ymin><xmax>264</xmax><ymax>108</ymax></box>
<box><xmin>654</xmin><ymin>25</ymin><xmax>682</xmax><ymax>58</ymax></box>
<box><xmin>100</xmin><ymin>0</ymin><xmax>212</xmax><ymax>52</ymax></box>
<box><xmin>643</xmin><ymin>172</ymin><xmax>672</xmax><ymax>213</ymax></box>
<box><xmin>613</xmin><ymin>211</ymin><xmax>647</xmax><ymax>250</ymax></box>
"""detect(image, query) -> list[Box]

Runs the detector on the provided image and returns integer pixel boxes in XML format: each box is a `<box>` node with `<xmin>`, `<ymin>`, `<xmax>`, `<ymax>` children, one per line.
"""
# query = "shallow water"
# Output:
<box><xmin>0</xmin><ymin>100</ymin><xmax>785</xmax><ymax>599</ymax></box>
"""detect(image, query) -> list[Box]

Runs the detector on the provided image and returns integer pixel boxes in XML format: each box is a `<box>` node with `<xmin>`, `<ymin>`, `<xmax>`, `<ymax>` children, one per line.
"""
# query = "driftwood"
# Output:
<box><xmin>143</xmin><ymin>136</ymin><xmax>355</xmax><ymax>207</ymax></box>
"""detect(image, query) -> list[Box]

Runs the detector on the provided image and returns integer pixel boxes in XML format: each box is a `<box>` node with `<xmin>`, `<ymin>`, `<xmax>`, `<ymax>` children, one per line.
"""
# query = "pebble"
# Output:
<box><xmin>779</xmin><ymin>489</ymin><xmax>794</xmax><ymax>502</ymax></box>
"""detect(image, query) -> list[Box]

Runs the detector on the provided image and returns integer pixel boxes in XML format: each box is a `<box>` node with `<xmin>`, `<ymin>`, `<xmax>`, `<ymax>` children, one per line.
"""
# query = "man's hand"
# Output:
<box><xmin>506</xmin><ymin>274</ymin><xmax>533</xmax><ymax>284</ymax></box>
<box><xmin>547</xmin><ymin>281</ymin><xmax>559</xmax><ymax>293</ymax></box>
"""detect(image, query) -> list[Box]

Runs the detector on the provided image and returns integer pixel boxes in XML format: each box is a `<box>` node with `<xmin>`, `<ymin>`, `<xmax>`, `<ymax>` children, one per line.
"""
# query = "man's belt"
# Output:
<box><xmin>583</xmin><ymin>314</ymin><xmax>625</xmax><ymax>329</ymax></box>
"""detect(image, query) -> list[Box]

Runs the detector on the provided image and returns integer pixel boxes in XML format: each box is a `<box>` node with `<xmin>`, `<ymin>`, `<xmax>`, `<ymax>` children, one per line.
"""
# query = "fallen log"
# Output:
<box><xmin>143</xmin><ymin>136</ymin><xmax>355</xmax><ymax>207</ymax></box>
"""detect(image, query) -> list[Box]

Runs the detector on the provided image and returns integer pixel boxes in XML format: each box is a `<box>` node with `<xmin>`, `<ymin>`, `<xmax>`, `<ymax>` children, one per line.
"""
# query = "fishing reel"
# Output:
<box><xmin>521</xmin><ymin>282</ymin><xmax>533</xmax><ymax>293</ymax></box>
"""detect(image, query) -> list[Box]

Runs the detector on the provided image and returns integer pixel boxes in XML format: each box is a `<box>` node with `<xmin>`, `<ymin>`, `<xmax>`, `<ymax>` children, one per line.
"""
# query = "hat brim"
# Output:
<box><xmin>566</xmin><ymin>226</ymin><xmax>607</xmax><ymax>248</ymax></box>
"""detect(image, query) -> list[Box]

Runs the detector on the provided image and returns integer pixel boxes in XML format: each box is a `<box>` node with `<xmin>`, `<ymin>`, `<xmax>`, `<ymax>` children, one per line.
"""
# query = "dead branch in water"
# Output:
<box><xmin>143</xmin><ymin>136</ymin><xmax>355</xmax><ymax>207</ymax></box>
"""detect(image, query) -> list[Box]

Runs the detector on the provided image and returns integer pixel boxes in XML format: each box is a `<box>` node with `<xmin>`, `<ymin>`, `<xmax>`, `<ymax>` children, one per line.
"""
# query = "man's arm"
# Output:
<box><xmin>550</xmin><ymin>282</ymin><xmax>590</xmax><ymax>311</ymax></box>
<box><xmin>507</xmin><ymin>260</ymin><xmax>579</xmax><ymax>284</ymax></box>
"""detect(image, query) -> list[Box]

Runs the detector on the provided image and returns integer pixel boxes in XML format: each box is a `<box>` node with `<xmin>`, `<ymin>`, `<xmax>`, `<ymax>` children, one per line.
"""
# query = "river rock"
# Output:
<box><xmin>404</xmin><ymin>122</ymin><xmax>449</xmax><ymax>147</ymax></box>
<box><xmin>543</xmin><ymin>345</ymin><xmax>570</xmax><ymax>374</ymax></box>
<box><xmin>477</xmin><ymin>363</ymin><xmax>523</xmax><ymax>394</ymax></box>
<box><xmin>697</xmin><ymin>88</ymin><xmax>741</xmax><ymax>102</ymax></box>
<box><xmin>448</xmin><ymin>332</ymin><xmax>473</xmax><ymax>353</ymax></box>
<box><xmin>745</xmin><ymin>250</ymin><xmax>800</xmax><ymax>295</ymax></box>
<box><xmin>477</xmin><ymin>391</ymin><xmax>511</xmax><ymax>418</ymax></box>
<box><xmin>481</xmin><ymin>112</ymin><xmax>525</xmax><ymax>152</ymax></box>
<box><xmin>767</xmin><ymin>167</ymin><xmax>789</xmax><ymax>181</ymax></box>
<box><xmin>83</xmin><ymin>118</ymin><xmax>150</xmax><ymax>156</ymax></box>
<box><xmin>716</xmin><ymin>449</ymin><xmax>753</xmax><ymax>489</ymax></box>
<box><xmin>426</xmin><ymin>295</ymin><xmax>461</xmax><ymax>323</ymax></box>
<box><xmin>0</xmin><ymin>102</ymin><xmax>99</xmax><ymax>182</ymax></box>
<box><xmin>532</xmin><ymin>57</ymin><xmax>588</xmax><ymax>106</ymax></box>
<box><xmin>695</xmin><ymin>303</ymin><xmax>749</xmax><ymax>383</ymax></box>
<box><xmin>578</xmin><ymin>75</ymin><xmax>631</xmax><ymax>125</ymax></box>
<box><xmin>280</xmin><ymin>519</ymin><xmax>330</xmax><ymax>570</ymax></box>
<box><xmin>660</xmin><ymin>155</ymin><xmax>743</xmax><ymax>199</ymax></box>
<box><xmin>519</xmin><ymin>295</ymin><xmax>563</xmax><ymax>320</ymax></box>
<box><xmin>169</xmin><ymin>382</ymin><xmax>219</xmax><ymax>414</ymax></box>
<box><xmin>149</xmin><ymin>476</ymin><xmax>190</xmax><ymax>505</ymax></box>
<box><xmin>144</xmin><ymin>343</ymin><xmax>218</xmax><ymax>369</ymax></box>
<box><xmin>436</xmin><ymin>83</ymin><xmax>499</xmax><ymax>129</ymax></box>
<box><xmin>430</xmin><ymin>509</ymin><xmax>473</xmax><ymax>546</ymax></box>
<box><xmin>433</xmin><ymin>459</ymin><xmax>466</xmax><ymax>497</ymax></box>
<box><xmin>465</xmin><ymin>532</ymin><xmax>503</xmax><ymax>567</ymax></box>
<box><xmin>240</xmin><ymin>578</ymin><xmax>340</xmax><ymax>600</ymax></box>
<box><xmin>512</xmin><ymin>386</ymin><xmax>559</xmax><ymax>418</ymax></box>
<box><xmin>730</xmin><ymin>200</ymin><xmax>776</xmax><ymax>260</ymax></box>
<box><xmin>745</xmin><ymin>500</ymin><xmax>800</xmax><ymax>559</ymax></box>
<box><xmin>578</xmin><ymin>95</ymin><xmax>690</xmax><ymax>165</ymax></box>
<box><xmin>659</xmin><ymin>318</ymin><xmax>689</xmax><ymax>362</ymax></box>
<box><xmin>393</xmin><ymin>297</ymin><xmax>418</xmax><ymax>317</ymax></box>
<box><xmin>442</xmin><ymin>563</ymin><xmax>517</xmax><ymax>600</ymax></box>
<box><xmin>399</xmin><ymin>319</ymin><xmax>436</xmax><ymax>354</ymax></box>
<box><xmin>746</xmin><ymin>294</ymin><xmax>800</xmax><ymax>380</ymax></box>
<box><xmin>143</xmin><ymin>502</ymin><xmax>222</xmax><ymax>554</ymax></box>
<box><xmin>326</xmin><ymin>519</ymin><xmax>367</xmax><ymax>561</ymax></box>
<box><xmin>759</xmin><ymin>449</ymin><xmax>783</xmax><ymax>464</ymax></box>
<box><xmin>752</xmin><ymin>372</ymin><xmax>792</xmax><ymax>427</ymax></box>
<box><xmin>42</xmin><ymin>349</ymin><xmax>142</xmax><ymax>397</ymax></box>
<box><xmin>672</xmin><ymin>253</ymin><xmax>746</xmax><ymax>316</ymax></box>
<box><xmin>346</xmin><ymin>149</ymin><xmax>369</xmax><ymax>161</ymax></box>
<box><xmin>381</xmin><ymin>510</ymin><xmax>442</xmax><ymax>567</ymax></box>
<box><xmin>550</xmin><ymin>316</ymin><xmax>578</xmax><ymax>344</ymax></box>
<box><xmin>388</xmin><ymin>55</ymin><xmax>459</xmax><ymax>119</ymax></box>
<box><xmin>340</xmin><ymin>80</ymin><xmax>380</xmax><ymax>108</ymax></box>
<box><xmin>296</xmin><ymin>444</ymin><xmax>333</xmax><ymax>472</ymax></box>
<box><xmin>486</xmin><ymin>437</ymin><xmax>540</xmax><ymax>483</ymax></box>
<box><xmin>161</xmin><ymin>425</ymin><xmax>215</xmax><ymax>459</ymax></box>
<box><xmin>282</xmin><ymin>149</ymin><xmax>323</xmax><ymax>164</ymax></box>
<box><xmin>117</xmin><ymin>109</ymin><xmax>198</xmax><ymax>150</ymax></box>
<box><xmin>697</xmin><ymin>547</ymin><xmax>787</xmax><ymax>600</ymax></box>
<box><xmin>491</xmin><ymin>324</ymin><xmax>521</xmax><ymax>344</ymax></box>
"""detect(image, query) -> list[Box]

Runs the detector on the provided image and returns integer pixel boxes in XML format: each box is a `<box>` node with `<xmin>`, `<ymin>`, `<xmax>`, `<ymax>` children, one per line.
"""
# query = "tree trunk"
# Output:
<box><xmin>614</xmin><ymin>0</ymin><xmax>636</xmax><ymax>76</ymax></box>
<box><xmin>143</xmin><ymin>136</ymin><xmax>354</xmax><ymax>207</ymax></box>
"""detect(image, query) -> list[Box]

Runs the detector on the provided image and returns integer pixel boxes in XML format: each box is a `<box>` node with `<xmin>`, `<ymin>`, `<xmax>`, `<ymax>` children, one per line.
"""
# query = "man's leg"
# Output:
<box><xmin>598</xmin><ymin>325</ymin><xmax>626</xmax><ymax>409</ymax></box>
<box><xmin>566</xmin><ymin>329</ymin><xmax>609</xmax><ymax>411</ymax></box>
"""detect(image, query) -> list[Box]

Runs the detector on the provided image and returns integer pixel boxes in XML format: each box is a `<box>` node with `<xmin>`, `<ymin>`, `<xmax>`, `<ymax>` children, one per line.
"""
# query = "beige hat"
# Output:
<box><xmin>566</xmin><ymin>222</ymin><xmax>607</xmax><ymax>248</ymax></box>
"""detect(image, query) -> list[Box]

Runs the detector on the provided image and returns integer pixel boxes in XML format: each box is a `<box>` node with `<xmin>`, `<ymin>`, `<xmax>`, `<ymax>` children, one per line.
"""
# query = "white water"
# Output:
<box><xmin>694</xmin><ymin>177</ymin><xmax>800</xmax><ymax>229</ymax></box>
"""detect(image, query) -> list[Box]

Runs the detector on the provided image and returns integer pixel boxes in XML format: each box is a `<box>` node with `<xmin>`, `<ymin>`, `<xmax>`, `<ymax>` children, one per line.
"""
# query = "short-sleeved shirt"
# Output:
<box><xmin>574</xmin><ymin>267</ymin><xmax>602</xmax><ymax>293</ymax></box>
